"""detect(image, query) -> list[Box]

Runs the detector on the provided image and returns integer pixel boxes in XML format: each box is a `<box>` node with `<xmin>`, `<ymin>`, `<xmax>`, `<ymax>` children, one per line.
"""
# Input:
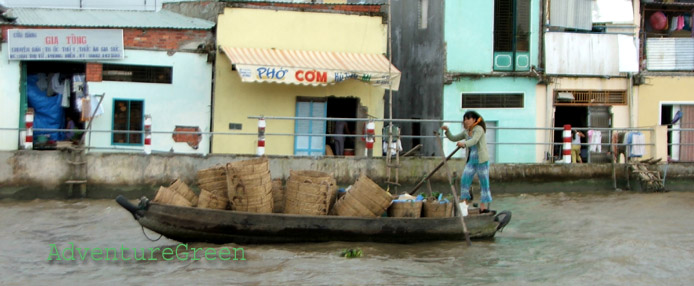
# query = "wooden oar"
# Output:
<box><xmin>407</xmin><ymin>146</ymin><xmax>461</xmax><ymax>195</ymax></box>
<box><xmin>433</xmin><ymin>131</ymin><xmax>472</xmax><ymax>246</ymax></box>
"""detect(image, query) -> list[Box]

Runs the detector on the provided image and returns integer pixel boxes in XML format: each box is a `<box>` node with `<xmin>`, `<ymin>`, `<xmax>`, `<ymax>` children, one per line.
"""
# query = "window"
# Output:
<box><xmin>112</xmin><ymin>99</ymin><xmax>144</xmax><ymax>145</ymax></box>
<box><xmin>493</xmin><ymin>0</ymin><xmax>530</xmax><ymax>71</ymax></box>
<box><xmin>102</xmin><ymin>64</ymin><xmax>172</xmax><ymax>84</ymax></box>
<box><xmin>294</xmin><ymin>97</ymin><xmax>327</xmax><ymax>156</ymax></box>
<box><xmin>462</xmin><ymin>93</ymin><xmax>524</xmax><ymax>108</ymax></box>
<box><xmin>553</xmin><ymin>90</ymin><xmax>627</xmax><ymax>105</ymax></box>
<box><xmin>418</xmin><ymin>0</ymin><xmax>428</xmax><ymax>30</ymax></box>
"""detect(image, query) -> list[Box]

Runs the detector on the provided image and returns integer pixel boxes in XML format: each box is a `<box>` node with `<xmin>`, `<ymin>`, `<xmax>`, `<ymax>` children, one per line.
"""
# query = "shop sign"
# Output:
<box><xmin>7</xmin><ymin>29</ymin><xmax>124</xmax><ymax>61</ymax></box>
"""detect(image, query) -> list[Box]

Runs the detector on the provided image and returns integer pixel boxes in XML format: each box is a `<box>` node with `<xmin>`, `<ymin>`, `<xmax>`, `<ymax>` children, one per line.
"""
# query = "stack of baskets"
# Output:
<box><xmin>196</xmin><ymin>165</ymin><xmax>229</xmax><ymax>210</ymax></box>
<box><xmin>225</xmin><ymin>157</ymin><xmax>273</xmax><ymax>213</ymax></box>
<box><xmin>152</xmin><ymin>179</ymin><xmax>199</xmax><ymax>207</ymax></box>
<box><xmin>333</xmin><ymin>174</ymin><xmax>392</xmax><ymax>217</ymax></box>
<box><xmin>284</xmin><ymin>170</ymin><xmax>337</xmax><ymax>216</ymax></box>
<box><xmin>422</xmin><ymin>199</ymin><xmax>453</xmax><ymax>217</ymax></box>
<box><xmin>152</xmin><ymin>185</ymin><xmax>193</xmax><ymax>207</ymax></box>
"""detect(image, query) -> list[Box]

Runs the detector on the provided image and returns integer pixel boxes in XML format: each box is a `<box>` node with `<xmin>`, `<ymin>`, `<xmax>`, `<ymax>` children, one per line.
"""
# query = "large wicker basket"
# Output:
<box><xmin>196</xmin><ymin>165</ymin><xmax>229</xmax><ymax>201</ymax></box>
<box><xmin>387</xmin><ymin>201</ymin><xmax>423</xmax><ymax>218</ymax></box>
<box><xmin>169</xmin><ymin>179</ymin><xmax>198</xmax><ymax>206</ymax></box>
<box><xmin>422</xmin><ymin>199</ymin><xmax>453</xmax><ymax>218</ymax></box>
<box><xmin>333</xmin><ymin>174</ymin><xmax>392</xmax><ymax>217</ymax></box>
<box><xmin>153</xmin><ymin>186</ymin><xmax>192</xmax><ymax>207</ymax></box>
<box><xmin>284</xmin><ymin>170</ymin><xmax>337</xmax><ymax>216</ymax></box>
<box><xmin>225</xmin><ymin>158</ymin><xmax>273</xmax><ymax>213</ymax></box>
<box><xmin>197</xmin><ymin>189</ymin><xmax>228</xmax><ymax>210</ymax></box>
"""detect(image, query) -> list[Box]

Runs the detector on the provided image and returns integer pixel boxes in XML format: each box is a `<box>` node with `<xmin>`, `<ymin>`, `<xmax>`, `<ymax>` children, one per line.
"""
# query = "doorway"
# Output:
<box><xmin>554</xmin><ymin>106</ymin><xmax>588</xmax><ymax>162</ymax></box>
<box><xmin>326</xmin><ymin>96</ymin><xmax>359</xmax><ymax>156</ymax></box>
<box><xmin>23</xmin><ymin>61</ymin><xmax>86</xmax><ymax>149</ymax></box>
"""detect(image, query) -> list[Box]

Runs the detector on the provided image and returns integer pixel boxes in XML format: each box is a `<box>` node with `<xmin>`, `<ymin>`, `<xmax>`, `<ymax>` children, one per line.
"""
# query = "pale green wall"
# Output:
<box><xmin>445</xmin><ymin>0</ymin><xmax>540</xmax><ymax>73</ymax></box>
<box><xmin>443</xmin><ymin>0</ymin><xmax>541</xmax><ymax>163</ymax></box>
<box><xmin>443</xmin><ymin>77</ymin><xmax>538</xmax><ymax>163</ymax></box>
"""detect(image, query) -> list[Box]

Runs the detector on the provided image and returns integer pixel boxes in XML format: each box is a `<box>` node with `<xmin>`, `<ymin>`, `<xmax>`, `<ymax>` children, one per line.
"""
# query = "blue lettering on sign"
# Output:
<box><xmin>256</xmin><ymin>67</ymin><xmax>288</xmax><ymax>80</ymax></box>
<box><xmin>334</xmin><ymin>73</ymin><xmax>344</xmax><ymax>83</ymax></box>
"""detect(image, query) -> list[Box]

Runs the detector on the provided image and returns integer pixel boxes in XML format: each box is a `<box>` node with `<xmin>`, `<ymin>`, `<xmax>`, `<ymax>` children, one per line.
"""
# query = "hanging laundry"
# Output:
<box><xmin>48</xmin><ymin>73</ymin><xmax>63</xmax><ymax>96</ymax></box>
<box><xmin>669</xmin><ymin>15</ymin><xmax>678</xmax><ymax>32</ymax></box>
<box><xmin>587</xmin><ymin>130</ymin><xmax>602</xmax><ymax>152</ymax></box>
<box><xmin>627</xmin><ymin>132</ymin><xmax>645</xmax><ymax>158</ymax></box>
<box><xmin>36</xmin><ymin>73</ymin><xmax>48</xmax><ymax>92</ymax></box>
<box><xmin>89</xmin><ymin>94</ymin><xmax>104</xmax><ymax>118</ymax></box>
<box><xmin>80</xmin><ymin>97</ymin><xmax>91</xmax><ymax>122</ymax></box>
<box><xmin>60</xmin><ymin>79</ymin><xmax>70</xmax><ymax>108</ymax></box>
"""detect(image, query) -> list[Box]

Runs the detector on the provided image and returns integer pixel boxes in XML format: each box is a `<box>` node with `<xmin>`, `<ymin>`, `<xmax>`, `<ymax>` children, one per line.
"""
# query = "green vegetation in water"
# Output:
<box><xmin>340</xmin><ymin>248</ymin><xmax>363</xmax><ymax>258</ymax></box>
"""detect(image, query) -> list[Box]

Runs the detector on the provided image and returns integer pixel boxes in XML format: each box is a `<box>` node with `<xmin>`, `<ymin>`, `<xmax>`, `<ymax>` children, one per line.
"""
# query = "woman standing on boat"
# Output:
<box><xmin>441</xmin><ymin>111</ymin><xmax>492</xmax><ymax>212</ymax></box>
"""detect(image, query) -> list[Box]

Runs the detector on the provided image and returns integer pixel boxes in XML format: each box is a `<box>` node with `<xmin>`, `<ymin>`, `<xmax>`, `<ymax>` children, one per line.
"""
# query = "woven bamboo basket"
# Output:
<box><xmin>422</xmin><ymin>200</ymin><xmax>453</xmax><ymax>218</ymax></box>
<box><xmin>225</xmin><ymin>162</ymin><xmax>273</xmax><ymax>213</ymax></box>
<box><xmin>196</xmin><ymin>165</ymin><xmax>225</xmax><ymax>181</ymax></box>
<box><xmin>152</xmin><ymin>186</ymin><xmax>192</xmax><ymax>207</ymax></box>
<box><xmin>333</xmin><ymin>174</ymin><xmax>392</xmax><ymax>217</ymax></box>
<box><xmin>226</xmin><ymin>157</ymin><xmax>269</xmax><ymax>176</ymax></box>
<box><xmin>197</xmin><ymin>189</ymin><xmax>228</xmax><ymax>210</ymax></box>
<box><xmin>387</xmin><ymin>201</ymin><xmax>423</xmax><ymax>218</ymax></box>
<box><xmin>196</xmin><ymin>165</ymin><xmax>228</xmax><ymax>198</ymax></box>
<box><xmin>284</xmin><ymin>170</ymin><xmax>337</xmax><ymax>216</ymax></box>
<box><xmin>227</xmin><ymin>181</ymin><xmax>273</xmax><ymax>213</ymax></box>
<box><xmin>271</xmin><ymin>179</ymin><xmax>285</xmax><ymax>213</ymax></box>
<box><xmin>169</xmin><ymin>179</ymin><xmax>198</xmax><ymax>206</ymax></box>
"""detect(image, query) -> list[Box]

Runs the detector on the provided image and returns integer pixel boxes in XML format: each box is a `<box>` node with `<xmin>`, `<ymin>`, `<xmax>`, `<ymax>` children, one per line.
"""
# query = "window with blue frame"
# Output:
<box><xmin>494</xmin><ymin>0</ymin><xmax>530</xmax><ymax>71</ymax></box>
<box><xmin>112</xmin><ymin>99</ymin><xmax>144</xmax><ymax>145</ymax></box>
<box><xmin>294</xmin><ymin>98</ymin><xmax>326</xmax><ymax>156</ymax></box>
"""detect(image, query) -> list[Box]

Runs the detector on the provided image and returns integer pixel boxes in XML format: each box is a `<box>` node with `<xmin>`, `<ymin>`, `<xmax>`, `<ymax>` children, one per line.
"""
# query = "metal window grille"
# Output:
<box><xmin>113</xmin><ymin>100</ymin><xmax>144</xmax><ymax>145</ymax></box>
<box><xmin>102</xmin><ymin>64</ymin><xmax>172</xmax><ymax>84</ymax></box>
<box><xmin>554</xmin><ymin>90</ymin><xmax>627</xmax><ymax>105</ymax></box>
<box><xmin>461</xmin><ymin>93</ymin><xmax>524</xmax><ymax>108</ymax></box>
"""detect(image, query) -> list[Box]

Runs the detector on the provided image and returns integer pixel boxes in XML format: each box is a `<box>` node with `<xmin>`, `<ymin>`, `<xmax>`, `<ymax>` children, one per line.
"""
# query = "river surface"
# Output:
<box><xmin>1</xmin><ymin>190</ymin><xmax>693</xmax><ymax>286</ymax></box>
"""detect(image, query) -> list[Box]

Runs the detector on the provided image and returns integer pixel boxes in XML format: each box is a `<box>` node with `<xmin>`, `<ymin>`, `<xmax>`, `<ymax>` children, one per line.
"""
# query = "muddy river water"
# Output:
<box><xmin>1</xmin><ymin>190</ymin><xmax>693</xmax><ymax>285</ymax></box>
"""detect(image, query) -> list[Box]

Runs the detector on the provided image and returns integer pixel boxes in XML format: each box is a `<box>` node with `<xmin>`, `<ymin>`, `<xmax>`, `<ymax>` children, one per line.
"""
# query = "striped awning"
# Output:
<box><xmin>221</xmin><ymin>47</ymin><xmax>401</xmax><ymax>91</ymax></box>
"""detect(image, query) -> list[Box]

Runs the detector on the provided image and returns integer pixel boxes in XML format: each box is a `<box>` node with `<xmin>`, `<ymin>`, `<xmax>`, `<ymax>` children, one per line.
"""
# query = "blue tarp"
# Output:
<box><xmin>26</xmin><ymin>74</ymin><xmax>64</xmax><ymax>141</ymax></box>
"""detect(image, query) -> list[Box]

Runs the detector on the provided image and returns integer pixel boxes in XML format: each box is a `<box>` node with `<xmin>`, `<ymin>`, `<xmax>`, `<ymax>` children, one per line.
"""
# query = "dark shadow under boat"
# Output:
<box><xmin>116</xmin><ymin>195</ymin><xmax>512</xmax><ymax>244</ymax></box>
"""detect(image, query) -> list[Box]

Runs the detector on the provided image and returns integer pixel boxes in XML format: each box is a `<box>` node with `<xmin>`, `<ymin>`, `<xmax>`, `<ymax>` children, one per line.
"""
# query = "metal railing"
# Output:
<box><xmin>0</xmin><ymin>119</ymin><xmax>669</xmax><ymax>163</ymax></box>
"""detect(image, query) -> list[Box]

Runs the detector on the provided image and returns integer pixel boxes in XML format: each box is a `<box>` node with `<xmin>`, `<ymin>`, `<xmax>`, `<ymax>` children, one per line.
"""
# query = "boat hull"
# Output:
<box><xmin>128</xmin><ymin>200</ymin><xmax>505</xmax><ymax>244</ymax></box>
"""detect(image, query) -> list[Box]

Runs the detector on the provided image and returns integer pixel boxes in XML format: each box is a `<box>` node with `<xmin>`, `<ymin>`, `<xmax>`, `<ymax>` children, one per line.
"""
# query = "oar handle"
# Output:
<box><xmin>407</xmin><ymin>146</ymin><xmax>461</xmax><ymax>195</ymax></box>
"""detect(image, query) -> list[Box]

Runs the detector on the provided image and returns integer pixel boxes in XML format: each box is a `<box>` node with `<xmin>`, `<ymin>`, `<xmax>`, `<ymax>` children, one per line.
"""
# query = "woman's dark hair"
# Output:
<box><xmin>463</xmin><ymin>110</ymin><xmax>486</xmax><ymax>132</ymax></box>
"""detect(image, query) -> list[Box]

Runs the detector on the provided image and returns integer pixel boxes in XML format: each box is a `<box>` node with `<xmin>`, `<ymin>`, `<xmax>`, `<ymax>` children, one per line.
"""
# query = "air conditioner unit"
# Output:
<box><xmin>557</xmin><ymin>92</ymin><xmax>575</xmax><ymax>101</ymax></box>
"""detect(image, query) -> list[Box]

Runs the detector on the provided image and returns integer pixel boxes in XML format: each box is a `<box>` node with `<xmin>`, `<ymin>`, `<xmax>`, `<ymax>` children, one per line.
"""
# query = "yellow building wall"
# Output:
<box><xmin>213</xmin><ymin>8</ymin><xmax>388</xmax><ymax>155</ymax></box>
<box><xmin>637</xmin><ymin>77</ymin><xmax>694</xmax><ymax>127</ymax></box>
<box><xmin>637</xmin><ymin>76</ymin><xmax>694</xmax><ymax>160</ymax></box>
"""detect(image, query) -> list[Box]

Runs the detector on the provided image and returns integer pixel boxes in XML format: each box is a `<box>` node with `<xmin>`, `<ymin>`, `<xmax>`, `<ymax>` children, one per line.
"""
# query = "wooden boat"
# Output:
<box><xmin>116</xmin><ymin>195</ymin><xmax>511</xmax><ymax>244</ymax></box>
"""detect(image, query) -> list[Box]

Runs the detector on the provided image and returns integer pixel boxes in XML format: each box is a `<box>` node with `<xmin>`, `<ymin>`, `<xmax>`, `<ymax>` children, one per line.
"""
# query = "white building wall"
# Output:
<box><xmin>86</xmin><ymin>49</ymin><xmax>212</xmax><ymax>154</ymax></box>
<box><xmin>0</xmin><ymin>44</ymin><xmax>22</xmax><ymax>151</ymax></box>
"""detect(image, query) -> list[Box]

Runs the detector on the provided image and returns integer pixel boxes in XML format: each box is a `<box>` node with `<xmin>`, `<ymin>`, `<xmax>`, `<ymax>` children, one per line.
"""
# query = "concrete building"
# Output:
<box><xmin>0</xmin><ymin>7</ymin><xmax>215</xmax><ymax>154</ymax></box>
<box><xmin>212</xmin><ymin>2</ymin><xmax>400</xmax><ymax>156</ymax></box>
<box><xmin>443</xmin><ymin>0</ymin><xmax>542</xmax><ymax>163</ymax></box>
<box><xmin>637</xmin><ymin>1</ymin><xmax>694</xmax><ymax>162</ymax></box>
<box><xmin>542</xmin><ymin>0</ymin><xmax>640</xmax><ymax>163</ymax></box>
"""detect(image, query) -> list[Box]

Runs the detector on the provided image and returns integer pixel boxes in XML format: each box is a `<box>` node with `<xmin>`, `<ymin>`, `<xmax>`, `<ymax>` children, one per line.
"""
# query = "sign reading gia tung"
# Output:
<box><xmin>7</xmin><ymin>29</ymin><xmax>124</xmax><ymax>61</ymax></box>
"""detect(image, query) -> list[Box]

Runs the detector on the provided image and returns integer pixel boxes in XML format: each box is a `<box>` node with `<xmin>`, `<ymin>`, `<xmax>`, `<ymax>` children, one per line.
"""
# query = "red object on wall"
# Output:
<box><xmin>649</xmin><ymin>12</ymin><xmax>668</xmax><ymax>31</ymax></box>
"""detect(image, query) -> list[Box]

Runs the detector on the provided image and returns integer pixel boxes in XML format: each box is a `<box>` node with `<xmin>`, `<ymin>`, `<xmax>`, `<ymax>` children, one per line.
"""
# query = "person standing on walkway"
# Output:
<box><xmin>571</xmin><ymin>130</ymin><xmax>585</xmax><ymax>163</ymax></box>
<box><xmin>333</xmin><ymin>120</ymin><xmax>351</xmax><ymax>156</ymax></box>
<box><xmin>441</xmin><ymin>110</ymin><xmax>492</xmax><ymax>212</ymax></box>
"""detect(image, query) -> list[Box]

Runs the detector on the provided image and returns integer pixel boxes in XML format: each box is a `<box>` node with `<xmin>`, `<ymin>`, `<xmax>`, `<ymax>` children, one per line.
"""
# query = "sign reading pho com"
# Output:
<box><xmin>7</xmin><ymin>29</ymin><xmax>124</xmax><ymax>61</ymax></box>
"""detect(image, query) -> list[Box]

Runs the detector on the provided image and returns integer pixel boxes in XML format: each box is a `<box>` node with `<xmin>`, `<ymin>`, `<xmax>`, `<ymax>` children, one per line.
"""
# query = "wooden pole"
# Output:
<box><xmin>407</xmin><ymin>146</ymin><xmax>461</xmax><ymax>195</ymax></box>
<box><xmin>434</xmin><ymin>131</ymin><xmax>471</xmax><ymax>246</ymax></box>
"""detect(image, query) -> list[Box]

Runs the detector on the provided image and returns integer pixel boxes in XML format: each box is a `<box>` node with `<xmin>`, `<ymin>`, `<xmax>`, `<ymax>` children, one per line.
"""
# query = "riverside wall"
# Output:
<box><xmin>1</xmin><ymin>150</ymin><xmax>693</xmax><ymax>199</ymax></box>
